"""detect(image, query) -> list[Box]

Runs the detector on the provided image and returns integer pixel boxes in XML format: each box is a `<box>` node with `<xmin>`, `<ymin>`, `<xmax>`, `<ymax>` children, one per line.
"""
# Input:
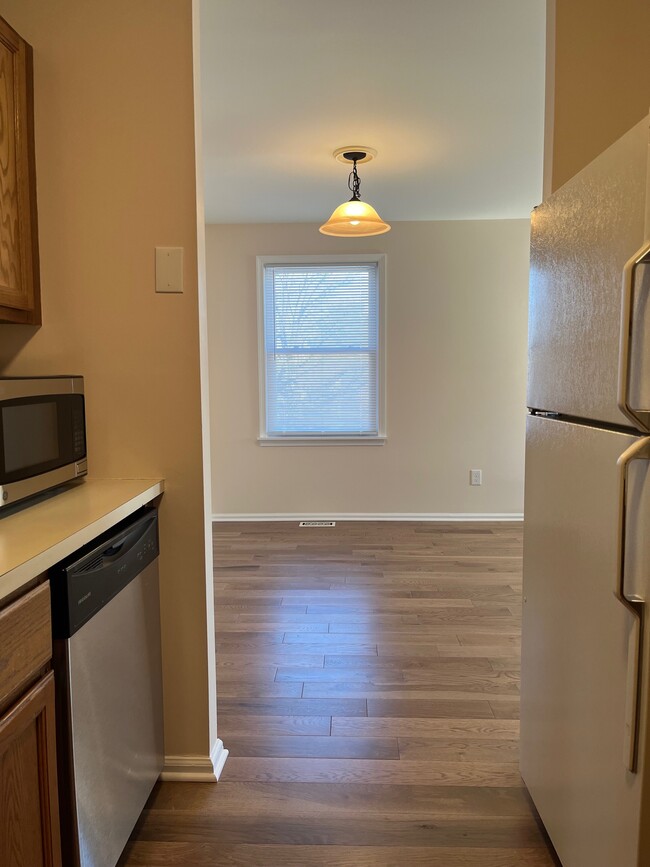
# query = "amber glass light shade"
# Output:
<box><xmin>319</xmin><ymin>198</ymin><xmax>391</xmax><ymax>237</ymax></box>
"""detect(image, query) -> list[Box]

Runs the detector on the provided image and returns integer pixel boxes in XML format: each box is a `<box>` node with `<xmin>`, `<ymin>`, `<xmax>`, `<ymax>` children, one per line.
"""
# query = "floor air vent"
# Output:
<box><xmin>299</xmin><ymin>521</ymin><xmax>336</xmax><ymax>527</ymax></box>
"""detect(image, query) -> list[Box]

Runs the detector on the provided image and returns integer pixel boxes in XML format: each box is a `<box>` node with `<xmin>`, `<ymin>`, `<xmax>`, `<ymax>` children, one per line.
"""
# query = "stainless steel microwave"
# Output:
<box><xmin>0</xmin><ymin>377</ymin><xmax>87</xmax><ymax>509</ymax></box>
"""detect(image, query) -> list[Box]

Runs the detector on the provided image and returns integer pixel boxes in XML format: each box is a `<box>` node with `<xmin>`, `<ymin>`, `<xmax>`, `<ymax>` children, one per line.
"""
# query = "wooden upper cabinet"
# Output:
<box><xmin>0</xmin><ymin>15</ymin><xmax>40</xmax><ymax>325</ymax></box>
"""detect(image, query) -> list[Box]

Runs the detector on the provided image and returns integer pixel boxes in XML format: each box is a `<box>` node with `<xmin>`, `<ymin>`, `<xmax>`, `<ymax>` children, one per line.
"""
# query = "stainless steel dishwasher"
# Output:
<box><xmin>51</xmin><ymin>507</ymin><xmax>163</xmax><ymax>867</ymax></box>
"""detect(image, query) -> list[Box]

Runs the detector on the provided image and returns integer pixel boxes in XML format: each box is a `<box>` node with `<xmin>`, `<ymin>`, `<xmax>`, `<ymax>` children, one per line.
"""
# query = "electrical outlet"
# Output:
<box><xmin>470</xmin><ymin>469</ymin><xmax>482</xmax><ymax>486</ymax></box>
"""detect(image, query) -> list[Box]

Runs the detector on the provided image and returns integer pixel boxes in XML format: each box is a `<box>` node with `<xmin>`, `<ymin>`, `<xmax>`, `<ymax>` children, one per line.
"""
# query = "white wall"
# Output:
<box><xmin>207</xmin><ymin>220</ymin><xmax>530</xmax><ymax>517</ymax></box>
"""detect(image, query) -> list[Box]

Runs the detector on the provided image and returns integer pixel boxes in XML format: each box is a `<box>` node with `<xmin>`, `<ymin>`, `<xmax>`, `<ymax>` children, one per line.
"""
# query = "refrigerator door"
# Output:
<box><xmin>527</xmin><ymin>114</ymin><xmax>650</xmax><ymax>429</ymax></box>
<box><xmin>521</xmin><ymin>414</ymin><xmax>650</xmax><ymax>866</ymax></box>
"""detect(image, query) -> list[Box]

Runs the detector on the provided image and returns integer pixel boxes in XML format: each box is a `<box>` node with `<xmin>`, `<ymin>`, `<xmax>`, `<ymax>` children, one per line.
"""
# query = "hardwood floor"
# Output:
<box><xmin>121</xmin><ymin>521</ymin><xmax>559</xmax><ymax>866</ymax></box>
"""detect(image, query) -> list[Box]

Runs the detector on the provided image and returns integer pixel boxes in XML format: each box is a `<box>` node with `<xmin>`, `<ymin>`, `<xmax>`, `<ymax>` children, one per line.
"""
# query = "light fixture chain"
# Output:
<box><xmin>347</xmin><ymin>160</ymin><xmax>361</xmax><ymax>201</ymax></box>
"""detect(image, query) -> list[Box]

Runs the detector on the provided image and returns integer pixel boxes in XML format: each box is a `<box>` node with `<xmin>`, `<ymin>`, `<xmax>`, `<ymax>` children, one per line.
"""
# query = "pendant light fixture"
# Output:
<box><xmin>319</xmin><ymin>147</ymin><xmax>391</xmax><ymax>237</ymax></box>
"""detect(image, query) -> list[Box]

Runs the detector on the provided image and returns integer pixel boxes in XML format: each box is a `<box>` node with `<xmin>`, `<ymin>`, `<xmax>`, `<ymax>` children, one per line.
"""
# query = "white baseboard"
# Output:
<box><xmin>211</xmin><ymin>738</ymin><xmax>229</xmax><ymax>779</ymax></box>
<box><xmin>161</xmin><ymin>738</ymin><xmax>229</xmax><ymax>782</ymax></box>
<box><xmin>212</xmin><ymin>512</ymin><xmax>523</xmax><ymax>522</ymax></box>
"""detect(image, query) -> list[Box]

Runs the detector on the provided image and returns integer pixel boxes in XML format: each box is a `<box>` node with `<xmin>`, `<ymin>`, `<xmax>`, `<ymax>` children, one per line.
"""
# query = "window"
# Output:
<box><xmin>257</xmin><ymin>254</ymin><xmax>386</xmax><ymax>444</ymax></box>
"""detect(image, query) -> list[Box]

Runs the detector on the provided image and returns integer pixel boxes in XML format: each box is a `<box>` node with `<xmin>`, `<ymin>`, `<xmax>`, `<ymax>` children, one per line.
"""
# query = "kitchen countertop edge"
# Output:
<box><xmin>0</xmin><ymin>478</ymin><xmax>164</xmax><ymax>603</ymax></box>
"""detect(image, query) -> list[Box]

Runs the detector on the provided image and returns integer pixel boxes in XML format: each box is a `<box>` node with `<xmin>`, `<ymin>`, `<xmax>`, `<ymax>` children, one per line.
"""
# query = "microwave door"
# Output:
<box><xmin>0</xmin><ymin>387</ymin><xmax>87</xmax><ymax>508</ymax></box>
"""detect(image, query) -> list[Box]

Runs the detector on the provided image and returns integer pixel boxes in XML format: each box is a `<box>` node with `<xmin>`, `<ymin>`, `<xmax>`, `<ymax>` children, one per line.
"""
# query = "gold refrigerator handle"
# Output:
<box><xmin>616</xmin><ymin>437</ymin><xmax>650</xmax><ymax>772</ymax></box>
<box><xmin>618</xmin><ymin>240</ymin><xmax>650</xmax><ymax>432</ymax></box>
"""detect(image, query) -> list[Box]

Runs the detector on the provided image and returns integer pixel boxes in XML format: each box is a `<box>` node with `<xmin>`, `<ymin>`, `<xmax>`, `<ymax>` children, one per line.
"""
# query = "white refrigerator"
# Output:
<box><xmin>521</xmin><ymin>113</ymin><xmax>650</xmax><ymax>866</ymax></box>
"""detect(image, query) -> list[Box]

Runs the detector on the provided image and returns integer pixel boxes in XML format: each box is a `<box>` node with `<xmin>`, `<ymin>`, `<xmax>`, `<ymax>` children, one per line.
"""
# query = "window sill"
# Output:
<box><xmin>258</xmin><ymin>436</ymin><xmax>387</xmax><ymax>447</ymax></box>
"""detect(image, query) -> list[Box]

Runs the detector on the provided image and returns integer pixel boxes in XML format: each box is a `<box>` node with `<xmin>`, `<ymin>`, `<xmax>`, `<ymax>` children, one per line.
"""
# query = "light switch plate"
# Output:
<box><xmin>155</xmin><ymin>247</ymin><xmax>184</xmax><ymax>293</ymax></box>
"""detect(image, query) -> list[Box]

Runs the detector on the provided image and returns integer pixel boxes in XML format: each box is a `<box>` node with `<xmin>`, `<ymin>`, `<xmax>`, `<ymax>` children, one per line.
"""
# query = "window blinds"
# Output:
<box><xmin>262</xmin><ymin>262</ymin><xmax>380</xmax><ymax>437</ymax></box>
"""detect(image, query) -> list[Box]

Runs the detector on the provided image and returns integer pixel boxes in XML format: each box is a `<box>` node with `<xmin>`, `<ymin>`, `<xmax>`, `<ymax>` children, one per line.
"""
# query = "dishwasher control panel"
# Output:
<box><xmin>50</xmin><ymin>507</ymin><xmax>159</xmax><ymax>638</ymax></box>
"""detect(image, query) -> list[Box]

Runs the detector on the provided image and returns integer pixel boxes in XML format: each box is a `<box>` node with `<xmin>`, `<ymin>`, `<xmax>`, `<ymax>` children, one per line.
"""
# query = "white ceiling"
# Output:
<box><xmin>200</xmin><ymin>0</ymin><xmax>546</xmax><ymax>224</ymax></box>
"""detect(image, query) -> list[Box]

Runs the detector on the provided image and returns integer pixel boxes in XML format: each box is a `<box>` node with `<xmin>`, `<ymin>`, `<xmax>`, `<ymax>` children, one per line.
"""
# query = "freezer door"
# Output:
<box><xmin>527</xmin><ymin>113</ymin><xmax>650</xmax><ymax>428</ymax></box>
<box><xmin>521</xmin><ymin>415</ymin><xmax>650</xmax><ymax>867</ymax></box>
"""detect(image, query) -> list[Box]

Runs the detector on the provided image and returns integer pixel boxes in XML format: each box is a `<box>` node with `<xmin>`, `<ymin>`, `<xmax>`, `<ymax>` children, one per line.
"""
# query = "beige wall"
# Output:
<box><xmin>0</xmin><ymin>0</ymin><xmax>217</xmax><ymax>763</ymax></box>
<box><xmin>550</xmin><ymin>0</ymin><xmax>650</xmax><ymax>190</ymax></box>
<box><xmin>207</xmin><ymin>220</ymin><xmax>530</xmax><ymax>517</ymax></box>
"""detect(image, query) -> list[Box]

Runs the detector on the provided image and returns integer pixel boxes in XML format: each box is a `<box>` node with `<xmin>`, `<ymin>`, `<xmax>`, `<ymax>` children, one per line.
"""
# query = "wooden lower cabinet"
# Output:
<box><xmin>0</xmin><ymin>672</ymin><xmax>62</xmax><ymax>867</ymax></box>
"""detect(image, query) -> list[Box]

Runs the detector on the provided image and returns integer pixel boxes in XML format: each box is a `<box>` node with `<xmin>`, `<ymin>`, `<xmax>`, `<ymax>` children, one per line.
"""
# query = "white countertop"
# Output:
<box><xmin>0</xmin><ymin>478</ymin><xmax>164</xmax><ymax>602</ymax></box>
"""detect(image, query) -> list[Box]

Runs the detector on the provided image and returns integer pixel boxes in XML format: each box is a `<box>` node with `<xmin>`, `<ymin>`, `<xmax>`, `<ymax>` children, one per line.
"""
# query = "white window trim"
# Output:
<box><xmin>256</xmin><ymin>253</ymin><xmax>387</xmax><ymax>446</ymax></box>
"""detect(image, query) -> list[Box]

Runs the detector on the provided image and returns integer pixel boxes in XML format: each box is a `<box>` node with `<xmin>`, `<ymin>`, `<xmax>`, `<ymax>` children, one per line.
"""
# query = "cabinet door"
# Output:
<box><xmin>0</xmin><ymin>15</ymin><xmax>40</xmax><ymax>324</ymax></box>
<box><xmin>0</xmin><ymin>672</ymin><xmax>62</xmax><ymax>867</ymax></box>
